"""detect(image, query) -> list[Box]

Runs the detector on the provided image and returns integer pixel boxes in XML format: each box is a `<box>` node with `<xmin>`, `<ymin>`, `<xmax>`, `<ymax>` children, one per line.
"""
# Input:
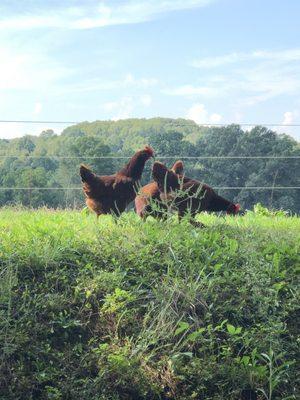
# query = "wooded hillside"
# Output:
<box><xmin>0</xmin><ymin>118</ymin><xmax>299</xmax><ymax>212</ymax></box>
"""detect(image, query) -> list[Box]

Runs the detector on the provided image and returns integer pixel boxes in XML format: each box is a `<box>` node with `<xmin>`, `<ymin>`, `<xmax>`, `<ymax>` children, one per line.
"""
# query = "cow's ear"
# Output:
<box><xmin>171</xmin><ymin>160</ymin><xmax>184</xmax><ymax>175</ymax></box>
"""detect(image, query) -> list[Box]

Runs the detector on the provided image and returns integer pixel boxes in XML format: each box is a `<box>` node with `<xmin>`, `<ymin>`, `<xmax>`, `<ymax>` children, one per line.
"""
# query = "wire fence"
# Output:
<box><xmin>0</xmin><ymin>187</ymin><xmax>299</xmax><ymax>191</ymax></box>
<box><xmin>0</xmin><ymin>119</ymin><xmax>299</xmax><ymax>191</ymax></box>
<box><xmin>0</xmin><ymin>155</ymin><xmax>300</xmax><ymax>159</ymax></box>
<box><xmin>0</xmin><ymin>155</ymin><xmax>299</xmax><ymax>190</ymax></box>
<box><xmin>0</xmin><ymin>120</ymin><xmax>300</xmax><ymax>127</ymax></box>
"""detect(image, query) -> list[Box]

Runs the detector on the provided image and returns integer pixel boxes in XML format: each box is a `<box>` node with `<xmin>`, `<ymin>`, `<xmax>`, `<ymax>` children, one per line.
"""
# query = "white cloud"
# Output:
<box><xmin>0</xmin><ymin>44</ymin><xmax>157</xmax><ymax>96</ymax></box>
<box><xmin>0</xmin><ymin>1</ymin><xmax>215</xmax><ymax>31</ymax></box>
<box><xmin>239</xmin><ymin>64</ymin><xmax>300</xmax><ymax>106</ymax></box>
<box><xmin>277</xmin><ymin>111</ymin><xmax>300</xmax><ymax>138</ymax></box>
<box><xmin>102</xmin><ymin>97</ymin><xmax>134</xmax><ymax>120</ymax></box>
<box><xmin>165</xmin><ymin>48</ymin><xmax>300</xmax><ymax>106</ymax></box>
<box><xmin>33</xmin><ymin>102</ymin><xmax>42</xmax><ymax>115</ymax></box>
<box><xmin>123</xmin><ymin>73</ymin><xmax>158</xmax><ymax>88</ymax></box>
<box><xmin>191</xmin><ymin>53</ymin><xmax>242</xmax><ymax>68</ymax></box>
<box><xmin>186</xmin><ymin>103</ymin><xmax>222</xmax><ymax>124</ymax></box>
<box><xmin>191</xmin><ymin>48</ymin><xmax>300</xmax><ymax>69</ymax></box>
<box><xmin>163</xmin><ymin>85</ymin><xmax>218</xmax><ymax>97</ymax></box>
<box><xmin>0</xmin><ymin>45</ymin><xmax>71</xmax><ymax>91</ymax></box>
<box><xmin>282</xmin><ymin>111</ymin><xmax>296</xmax><ymax>125</ymax></box>
<box><xmin>102</xmin><ymin>94</ymin><xmax>153</xmax><ymax>120</ymax></box>
<box><xmin>70</xmin><ymin>73</ymin><xmax>158</xmax><ymax>94</ymax></box>
<box><xmin>209</xmin><ymin>113</ymin><xmax>222</xmax><ymax>123</ymax></box>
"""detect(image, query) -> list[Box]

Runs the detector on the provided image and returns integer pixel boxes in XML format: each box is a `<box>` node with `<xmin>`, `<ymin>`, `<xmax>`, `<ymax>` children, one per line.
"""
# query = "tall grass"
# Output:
<box><xmin>0</xmin><ymin>209</ymin><xmax>299</xmax><ymax>399</ymax></box>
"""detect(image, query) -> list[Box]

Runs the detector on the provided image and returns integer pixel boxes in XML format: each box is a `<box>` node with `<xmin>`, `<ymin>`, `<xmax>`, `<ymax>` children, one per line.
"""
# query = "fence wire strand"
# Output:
<box><xmin>0</xmin><ymin>120</ymin><xmax>299</xmax><ymax>191</ymax></box>
<box><xmin>0</xmin><ymin>120</ymin><xmax>300</xmax><ymax>127</ymax></box>
<box><xmin>1</xmin><ymin>187</ymin><xmax>299</xmax><ymax>191</ymax></box>
<box><xmin>0</xmin><ymin>155</ymin><xmax>299</xmax><ymax>159</ymax></box>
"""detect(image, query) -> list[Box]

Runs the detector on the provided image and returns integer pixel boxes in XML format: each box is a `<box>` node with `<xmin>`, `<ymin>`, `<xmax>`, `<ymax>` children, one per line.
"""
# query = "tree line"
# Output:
<box><xmin>0</xmin><ymin>118</ymin><xmax>299</xmax><ymax>213</ymax></box>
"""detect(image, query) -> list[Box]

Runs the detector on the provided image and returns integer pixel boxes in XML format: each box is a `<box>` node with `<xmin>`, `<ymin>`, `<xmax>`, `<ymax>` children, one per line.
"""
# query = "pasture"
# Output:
<box><xmin>0</xmin><ymin>209</ymin><xmax>299</xmax><ymax>399</ymax></box>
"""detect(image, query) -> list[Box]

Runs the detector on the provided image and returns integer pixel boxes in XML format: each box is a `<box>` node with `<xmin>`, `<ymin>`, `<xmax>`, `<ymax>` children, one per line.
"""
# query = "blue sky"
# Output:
<box><xmin>1</xmin><ymin>0</ymin><xmax>300</xmax><ymax>139</ymax></box>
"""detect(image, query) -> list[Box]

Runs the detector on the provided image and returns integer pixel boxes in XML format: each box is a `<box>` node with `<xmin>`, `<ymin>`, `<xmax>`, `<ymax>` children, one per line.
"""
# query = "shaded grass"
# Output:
<box><xmin>0</xmin><ymin>208</ymin><xmax>299</xmax><ymax>399</ymax></box>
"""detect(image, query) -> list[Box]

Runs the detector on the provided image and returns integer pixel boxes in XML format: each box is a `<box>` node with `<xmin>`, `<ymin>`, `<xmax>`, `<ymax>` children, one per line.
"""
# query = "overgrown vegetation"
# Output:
<box><xmin>0</xmin><ymin>209</ymin><xmax>299</xmax><ymax>399</ymax></box>
<box><xmin>0</xmin><ymin>118</ymin><xmax>299</xmax><ymax>212</ymax></box>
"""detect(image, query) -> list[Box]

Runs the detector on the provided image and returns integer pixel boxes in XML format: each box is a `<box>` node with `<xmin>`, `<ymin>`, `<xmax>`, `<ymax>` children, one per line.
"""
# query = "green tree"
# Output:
<box><xmin>0</xmin><ymin>119</ymin><xmax>299</xmax><ymax>212</ymax></box>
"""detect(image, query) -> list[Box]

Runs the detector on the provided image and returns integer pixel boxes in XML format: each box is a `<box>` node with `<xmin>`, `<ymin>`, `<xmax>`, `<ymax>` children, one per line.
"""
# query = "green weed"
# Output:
<box><xmin>0</xmin><ymin>208</ymin><xmax>299</xmax><ymax>399</ymax></box>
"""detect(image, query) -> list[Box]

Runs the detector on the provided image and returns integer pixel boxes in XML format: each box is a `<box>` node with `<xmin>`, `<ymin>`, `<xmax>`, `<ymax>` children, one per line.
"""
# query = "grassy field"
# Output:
<box><xmin>0</xmin><ymin>209</ymin><xmax>299</xmax><ymax>400</ymax></box>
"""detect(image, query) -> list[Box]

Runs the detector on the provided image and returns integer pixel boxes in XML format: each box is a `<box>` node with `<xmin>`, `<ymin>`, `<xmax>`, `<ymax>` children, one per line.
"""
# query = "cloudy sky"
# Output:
<box><xmin>0</xmin><ymin>0</ymin><xmax>300</xmax><ymax>139</ymax></box>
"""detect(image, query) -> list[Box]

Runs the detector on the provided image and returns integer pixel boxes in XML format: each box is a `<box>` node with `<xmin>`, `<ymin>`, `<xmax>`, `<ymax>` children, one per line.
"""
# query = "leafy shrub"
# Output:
<box><xmin>253</xmin><ymin>203</ymin><xmax>289</xmax><ymax>217</ymax></box>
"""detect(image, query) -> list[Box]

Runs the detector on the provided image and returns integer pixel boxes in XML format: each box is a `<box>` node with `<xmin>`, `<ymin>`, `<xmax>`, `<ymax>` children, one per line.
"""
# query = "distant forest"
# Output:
<box><xmin>0</xmin><ymin>118</ymin><xmax>299</xmax><ymax>213</ymax></box>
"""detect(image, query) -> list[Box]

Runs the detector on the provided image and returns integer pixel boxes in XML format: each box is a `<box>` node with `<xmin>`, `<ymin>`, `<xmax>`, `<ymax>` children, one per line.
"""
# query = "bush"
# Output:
<box><xmin>0</xmin><ymin>209</ymin><xmax>299</xmax><ymax>399</ymax></box>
